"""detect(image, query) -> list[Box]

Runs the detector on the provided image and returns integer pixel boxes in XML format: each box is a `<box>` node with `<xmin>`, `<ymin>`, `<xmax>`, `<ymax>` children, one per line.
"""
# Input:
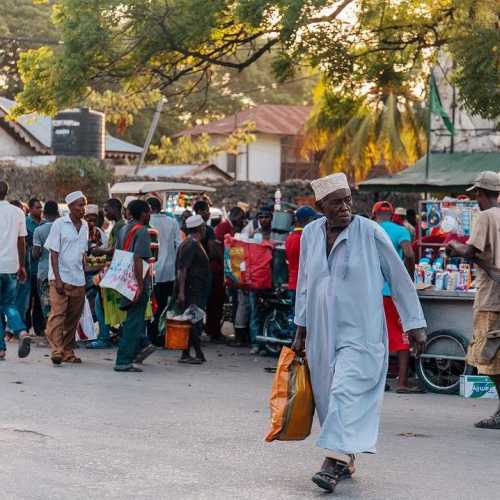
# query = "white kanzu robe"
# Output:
<box><xmin>295</xmin><ymin>216</ymin><xmax>426</xmax><ymax>454</ymax></box>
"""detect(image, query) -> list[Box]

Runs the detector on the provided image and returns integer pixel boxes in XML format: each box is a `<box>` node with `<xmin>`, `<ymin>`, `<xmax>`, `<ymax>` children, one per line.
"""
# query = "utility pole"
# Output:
<box><xmin>134</xmin><ymin>97</ymin><xmax>167</xmax><ymax>175</ymax></box>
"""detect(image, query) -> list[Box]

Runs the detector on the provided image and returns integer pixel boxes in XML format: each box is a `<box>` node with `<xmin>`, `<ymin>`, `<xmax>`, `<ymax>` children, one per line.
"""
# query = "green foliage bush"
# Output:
<box><xmin>48</xmin><ymin>157</ymin><xmax>114</xmax><ymax>204</ymax></box>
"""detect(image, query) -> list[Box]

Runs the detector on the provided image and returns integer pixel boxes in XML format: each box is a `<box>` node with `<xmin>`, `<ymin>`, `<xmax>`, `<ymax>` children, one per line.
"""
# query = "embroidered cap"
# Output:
<box><xmin>65</xmin><ymin>191</ymin><xmax>85</xmax><ymax>205</ymax></box>
<box><xmin>311</xmin><ymin>173</ymin><xmax>350</xmax><ymax>202</ymax></box>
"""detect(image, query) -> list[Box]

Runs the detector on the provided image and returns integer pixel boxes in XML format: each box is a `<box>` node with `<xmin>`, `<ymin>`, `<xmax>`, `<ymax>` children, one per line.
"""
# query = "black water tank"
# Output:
<box><xmin>52</xmin><ymin>108</ymin><xmax>105</xmax><ymax>159</ymax></box>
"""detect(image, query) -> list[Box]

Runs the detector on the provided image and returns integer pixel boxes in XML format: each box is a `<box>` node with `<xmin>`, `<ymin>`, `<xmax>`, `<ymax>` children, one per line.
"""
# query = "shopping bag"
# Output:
<box><xmin>265</xmin><ymin>347</ymin><xmax>315</xmax><ymax>442</ymax></box>
<box><xmin>246</xmin><ymin>241</ymin><xmax>273</xmax><ymax>290</ymax></box>
<box><xmin>99</xmin><ymin>249</ymin><xmax>149</xmax><ymax>301</ymax></box>
<box><xmin>76</xmin><ymin>297</ymin><xmax>97</xmax><ymax>341</ymax></box>
<box><xmin>224</xmin><ymin>236</ymin><xmax>249</xmax><ymax>288</ymax></box>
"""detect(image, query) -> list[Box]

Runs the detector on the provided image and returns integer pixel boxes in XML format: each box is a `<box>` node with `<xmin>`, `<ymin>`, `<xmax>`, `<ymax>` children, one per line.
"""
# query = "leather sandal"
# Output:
<box><xmin>312</xmin><ymin>457</ymin><xmax>355</xmax><ymax>493</ymax></box>
<box><xmin>63</xmin><ymin>356</ymin><xmax>82</xmax><ymax>364</ymax></box>
<box><xmin>474</xmin><ymin>413</ymin><xmax>500</xmax><ymax>429</ymax></box>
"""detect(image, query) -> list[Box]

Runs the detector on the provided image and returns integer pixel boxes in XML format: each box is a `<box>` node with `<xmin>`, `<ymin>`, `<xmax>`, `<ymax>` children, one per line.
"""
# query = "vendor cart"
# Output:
<box><xmin>413</xmin><ymin>197</ymin><xmax>478</xmax><ymax>394</ymax></box>
<box><xmin>416</xmin><ymin>289</ymin><xmax>475</xmax><ymax>394</ymax></box>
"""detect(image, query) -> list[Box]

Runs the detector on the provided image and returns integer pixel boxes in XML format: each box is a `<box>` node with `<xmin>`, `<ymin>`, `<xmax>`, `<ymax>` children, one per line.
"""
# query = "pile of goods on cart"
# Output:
<box><xmin>415</xmin><ymin>199</ymin><xmax>479</xmax><ymax>293</ymax></box>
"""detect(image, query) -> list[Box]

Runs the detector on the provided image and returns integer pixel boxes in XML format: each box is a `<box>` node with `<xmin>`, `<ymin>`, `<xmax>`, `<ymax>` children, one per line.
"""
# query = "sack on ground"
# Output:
<box><xmin>265</xmin><ymin>347</ymin><xmax>314</xmax><ymax>442</ymax></box>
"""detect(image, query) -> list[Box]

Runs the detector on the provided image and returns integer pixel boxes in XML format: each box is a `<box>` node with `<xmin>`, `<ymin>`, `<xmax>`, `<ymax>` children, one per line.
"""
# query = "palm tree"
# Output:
<box><xmin>303</xmin><ymin>78</ymin><xmax>427</xmax><ymax>184</ymax></box>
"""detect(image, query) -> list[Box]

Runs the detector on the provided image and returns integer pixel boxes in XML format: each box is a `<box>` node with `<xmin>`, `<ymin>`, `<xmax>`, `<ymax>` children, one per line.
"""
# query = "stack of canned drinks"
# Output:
<box><xmin>415</xmin><ymin>248</ymin><xmax>474</xmax><ymax>291</ymax></box>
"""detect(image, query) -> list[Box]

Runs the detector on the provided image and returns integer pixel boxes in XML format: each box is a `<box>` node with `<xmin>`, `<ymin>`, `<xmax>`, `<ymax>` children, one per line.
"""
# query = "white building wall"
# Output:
<box><xmin>432</xmin><ymin>54</ymin><xmax>500</xmax><ymax>152</ymax></box>
<box><xmin>0</xmin><ymin>128</ymin><xmax>34</xmax><ymax>156</ymax></box>
<box><xmin>247</xmin><ymin>134</ymin><xmax>282</xmax><ymax>184</ymax></box>
<box><xmin>207</xmin><ymin>133</ymin><xmax>282</xmax><ymax>183</ymax></box>
<box><xmin>231</xmin><ymin>134</ymin><xmax>282</xmax><ymax>183</ymax></box>
<box><xmin>208</xmin><ymin>135</ymin><xmax>228</xmax><ymax>172</ymax></box>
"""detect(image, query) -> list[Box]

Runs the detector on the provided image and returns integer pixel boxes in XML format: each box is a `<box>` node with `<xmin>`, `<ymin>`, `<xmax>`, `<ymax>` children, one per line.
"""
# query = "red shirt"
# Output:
<box><xmin>285</xmin><ymin>228</ymin><xmax>303</xmax><ymax>291</ymax></box>
<box><xmin>214</xmin><ymin>219</ymin><xmax>234</xmax><ymax>242</ymax></box>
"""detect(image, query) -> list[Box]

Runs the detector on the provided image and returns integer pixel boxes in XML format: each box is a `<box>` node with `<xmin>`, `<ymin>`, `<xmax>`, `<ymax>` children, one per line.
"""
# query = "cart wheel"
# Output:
<box><xmin>416</xmin><ymin>330</ymin><xmax>474</xmax><ymax>394</ymax></box>
<box><xmin>261</xmin><ymin>309</ymin><xmax>290</xmax><ymax>357</ymax></box>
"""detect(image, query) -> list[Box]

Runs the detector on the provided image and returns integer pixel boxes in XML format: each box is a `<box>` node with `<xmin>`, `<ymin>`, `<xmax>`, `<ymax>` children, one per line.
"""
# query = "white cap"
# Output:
<box><xmin>186</xmin><ymin>214</ymin><xmax>204</xmax><ymax>229</ymax></box>
<box><xmin>395</xmin><ymin>207</ymin><xmax>407</xmax><ymax>216</ymax></box>
<box><xmin>65</xmin><ymin>191</ymin><xmax>85</xmax><ymax>205</ymax></box>
<box><xmin>311</xmin><ymin>173</ymin><xmax>350</xmax><ymax>201</ymax></box>
<box><xmin>86</xmin><ymin>204</ymin><xmax>99</xmax><ymax>215</ymax></box>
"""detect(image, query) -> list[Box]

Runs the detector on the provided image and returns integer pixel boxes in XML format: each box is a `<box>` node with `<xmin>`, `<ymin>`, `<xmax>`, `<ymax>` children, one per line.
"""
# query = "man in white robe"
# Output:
<box><xmin>292</xmin><ymin>173</ymin><xmax>427</xmax><ymax>494</ymax></box>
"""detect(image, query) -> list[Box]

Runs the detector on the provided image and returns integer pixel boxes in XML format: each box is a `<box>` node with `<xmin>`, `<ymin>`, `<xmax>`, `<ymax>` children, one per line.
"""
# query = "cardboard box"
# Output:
<box><xmin>460</xmin><ymin>375</ymin><xmax>498</xmax><ymax>399</ymax></box>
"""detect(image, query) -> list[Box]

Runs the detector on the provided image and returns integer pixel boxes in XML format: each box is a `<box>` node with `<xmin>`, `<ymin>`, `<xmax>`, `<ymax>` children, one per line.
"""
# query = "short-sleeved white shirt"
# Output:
<box><xmin>45</xmin><ymin>215</ymin><xmax>89</xmax><ymax>286</ymax></box>
<box><xmin>150</xmin><ymin>213</ymin><xmax>180</xmax><ymax>283</ymax></box>
<box><xmin>0</xmin><ymin>200</ymin><xmax>28</xmax><ymax>274</ymax></box>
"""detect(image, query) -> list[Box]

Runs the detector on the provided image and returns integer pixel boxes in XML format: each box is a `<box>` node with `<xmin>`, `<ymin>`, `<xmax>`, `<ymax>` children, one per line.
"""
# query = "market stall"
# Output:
<box><xmin>412</xmin><ymin>198</ymin><xmax>480</xmax><ymax>394</ymax></box>
<box><xmin>358</xmin><ymin>154</ymin><xmax>500</xmax><ymax>394</ymax></box>
<box><xmin>109</xmin><ymin>180</ymin><xmax>215</xmax><ymax>211</ymax></box>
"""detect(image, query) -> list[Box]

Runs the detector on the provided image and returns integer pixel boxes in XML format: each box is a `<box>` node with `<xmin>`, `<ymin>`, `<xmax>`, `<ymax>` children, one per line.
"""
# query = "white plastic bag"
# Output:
<box><xmin>99</xmin><ymin>249</ymin><xmax>149</xmax><ymax>300</ymax></box>
<box><xmin>76</xmin><ymin>297</ymin><xmax>97</xmax><ymax>341</ymax></box>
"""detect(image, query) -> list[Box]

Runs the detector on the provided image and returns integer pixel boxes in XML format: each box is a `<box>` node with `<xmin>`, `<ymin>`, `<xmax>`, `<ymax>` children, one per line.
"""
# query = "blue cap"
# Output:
<box><xmin>296</xmin><ymin>206</ymin><xmax>317</xmax><ymax>222</ymax></box>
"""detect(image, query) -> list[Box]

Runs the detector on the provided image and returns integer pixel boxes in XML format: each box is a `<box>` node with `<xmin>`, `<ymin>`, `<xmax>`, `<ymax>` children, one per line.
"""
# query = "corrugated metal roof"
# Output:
<box><xmin>142</xmin><ymin>165</ymin><xmax>197</xmax><ymax>177</ymax></box>
<box><xmin>140</xmin><ymin>164</ymin><xmax>232</xmax><ymax>180</ymax></box>
<box><xmin>175</xmin><ymin>104</ymin><xmax>312</xmax><ymax>137</ymax></box>
<box><xmin>0</xmin><ymin>97</ymin><xmax>142</xmax><ymax>155</ymax></box>
<box><xmin>110</xmin><ymin>181</ymin><xmax>215</xmax><ymax>195</ymax></box>
<box><xmin>359</xmin><ymin>153</ymin><xmax>500</xmax><ymax>192</ymax></box>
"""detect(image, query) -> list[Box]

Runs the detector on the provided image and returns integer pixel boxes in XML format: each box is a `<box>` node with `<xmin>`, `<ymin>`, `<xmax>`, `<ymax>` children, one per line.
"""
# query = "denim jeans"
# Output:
<box><xmin>249</xmin><ymin>291</ymin><xmax>263</xmax><ymax>347</ymax></box>
<box><xmin>0</xmin><ymin>274</ymin><xmax>27</xmax><ymax>351</ymax></box>
<box><xmin>15</xmin><ymin>275</ymin><xmax>31</xmax><ymax>324</ymax></box>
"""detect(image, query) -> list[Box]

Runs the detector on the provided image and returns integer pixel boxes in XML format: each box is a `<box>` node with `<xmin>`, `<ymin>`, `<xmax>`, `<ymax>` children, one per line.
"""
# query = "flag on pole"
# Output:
<box><xmin>430</xmin><ymin>74</ymin><xmax>454</xmax><ymax>134</ymax></box>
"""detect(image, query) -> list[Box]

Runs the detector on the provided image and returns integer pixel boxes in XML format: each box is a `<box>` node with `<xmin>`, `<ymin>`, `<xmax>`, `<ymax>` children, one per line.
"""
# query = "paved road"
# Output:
<box><xmin>1</xmin><ymin>341</ymin><xmax>499</xmax><ymax>500</ymax></box>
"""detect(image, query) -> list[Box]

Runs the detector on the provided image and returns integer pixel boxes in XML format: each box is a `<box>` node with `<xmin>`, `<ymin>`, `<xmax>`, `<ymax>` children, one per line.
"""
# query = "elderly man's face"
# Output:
<box><xmin>317</xmin><ymin>189</ymin><xmax>352</xmax><ymax>228</ymax></box>
<box><xmin>70</xmin><ymin>198</ymin><xmax>87</xmax><ymax>220</ymax></box>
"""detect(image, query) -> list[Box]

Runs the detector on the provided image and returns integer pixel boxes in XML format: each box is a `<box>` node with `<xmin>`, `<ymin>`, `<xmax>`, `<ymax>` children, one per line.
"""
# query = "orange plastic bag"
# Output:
<box><xmin>265</xmin><ymin>347</ymin><xmax>315</xmax><ymax>442</ymax></box>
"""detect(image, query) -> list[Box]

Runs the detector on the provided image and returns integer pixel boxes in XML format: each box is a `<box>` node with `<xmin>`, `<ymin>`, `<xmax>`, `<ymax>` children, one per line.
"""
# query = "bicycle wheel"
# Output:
<box><xmin>416</xmin><ymin>330</ymin><xmax>474</xmax><ymax>394</ymax></box>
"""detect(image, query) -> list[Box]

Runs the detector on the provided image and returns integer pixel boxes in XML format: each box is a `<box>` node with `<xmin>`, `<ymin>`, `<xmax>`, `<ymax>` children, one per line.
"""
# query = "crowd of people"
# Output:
<box><xmin>0</xmin><ymin>180</ymin><xmax>321</xmax><ymax>370</ymax></box>
<box><xmin>0</xmin><ymin>176</ymin><xmax>492</xmax><ymax>383</ymax></box>
<box><xmin>0</xmin><ymin>169</ymin><xmax>499</xmax><ymax>495</ymax></box>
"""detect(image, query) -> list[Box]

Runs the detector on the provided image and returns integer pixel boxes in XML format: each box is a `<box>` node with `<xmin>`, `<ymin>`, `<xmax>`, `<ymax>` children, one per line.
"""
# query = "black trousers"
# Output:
<box><xmin>28</xmin><ymin>274</ymin><xmax>45</xmax><ymax>336</ymax></box>
<box><xmin>148</xmin><ymin>281</ymin><xmax>174</xmax><ymax>345</ymax></box>
<box><xmin>182</xmin><ymin>320</ymin><xmax>204</xmax><ymax>359</ymax></box>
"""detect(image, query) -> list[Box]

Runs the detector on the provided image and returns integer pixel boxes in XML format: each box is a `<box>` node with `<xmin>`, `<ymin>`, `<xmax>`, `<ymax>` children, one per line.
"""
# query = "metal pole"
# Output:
<box><xmin>134</xmin><ymin>97</ymin><xmax>166</xmax><ymax>175</ymax></box>
<box><xmin>424</xmin><ymin>74</ymin><xmax>432</xmax><ymax>182</ymax></box>
<box><xmin>450</xmin><ymin>83</ymin><xmax>456</xmax><ymax>153</ymax></box>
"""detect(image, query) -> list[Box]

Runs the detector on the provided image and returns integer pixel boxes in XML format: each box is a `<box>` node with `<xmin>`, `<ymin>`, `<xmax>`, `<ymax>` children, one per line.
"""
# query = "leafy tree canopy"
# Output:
<box><xmin>150</xmin><ymin>123</ymin><xmax>255</xmax><ymax>164</ymax></box>
<box><xmin>13</xmin><ymin>0</ymin><xmax>499</xmax><ymax>121</ymax></box>
<box><xmin>0</xmin><ymin>0</ymin><xmax>58</xmax><ymax>98</ymax></box>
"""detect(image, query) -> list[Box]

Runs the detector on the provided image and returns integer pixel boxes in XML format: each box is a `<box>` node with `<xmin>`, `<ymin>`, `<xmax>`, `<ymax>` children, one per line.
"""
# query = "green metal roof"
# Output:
<box><xmin>359</xmin><ymin>153</ymin><xmax>500</xmax><ymax>193</ymax></box>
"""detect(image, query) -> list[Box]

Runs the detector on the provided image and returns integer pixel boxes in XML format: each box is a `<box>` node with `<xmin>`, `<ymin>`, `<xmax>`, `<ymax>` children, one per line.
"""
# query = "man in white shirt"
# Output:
<box><xmin>147</xmin><ymin>197</ymin><xmax>180</xmax><ymax>345</ymax></box>
<box><xmin>0</xmin><ymin>181</ymin><xmax>31</xmax><ymax>360</ymax></box>
<box><xmin>44</xmin><ymin>191</ymin><xmax>89</xmax><ymax>365</ymax></box>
